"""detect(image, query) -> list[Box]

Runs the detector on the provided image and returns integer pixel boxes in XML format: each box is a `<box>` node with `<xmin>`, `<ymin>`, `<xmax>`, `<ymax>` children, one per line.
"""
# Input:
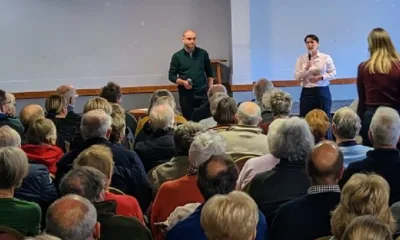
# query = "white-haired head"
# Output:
<box><xmin>188</xmin><ymin>130</ymin><xmax>227</xmax><ymax>168</ymax></box>
<box><xmin>369</xmin><ymin>107</ymin><xmax>400</xmax><ymax>147</ymax></box>
<box><xmin>236</xmin><ymin>102</ymin><xmax>261</xmax><ymax>126</ymax></box>
<box><xmin>81</xmin><ymin>109</ymin><xmax>112</xmax><ymax>140</ymax></box>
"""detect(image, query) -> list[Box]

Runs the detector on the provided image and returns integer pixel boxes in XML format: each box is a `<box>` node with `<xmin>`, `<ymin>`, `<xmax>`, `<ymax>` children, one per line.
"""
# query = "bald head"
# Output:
<box><xmin>46</xmin><ymin>194</ymin><xmax>98</xmax><ymax>240</ymax></box>
<box><xmin>308</xmin><ymin>141</ymin><xmax>344</xmax><ymax>184</ymax></box>
<box><xmin>19</xmin><ymin>104</ymin><xmax>44</xmax><ymax>130</ymax></box>
<box><xmin>183</xmin><ymin>29</ymin><xmax>196</xmax><ymax>37</ymax></box>
<box><xmin>56</xmin><ymin>85</ymin><xmax>78</xmax><ymax>105</ymax></box>
<box><xmin>236</xmin><ymin>102</ymin><xmax>261</xmax><ymax>126</ymax></box>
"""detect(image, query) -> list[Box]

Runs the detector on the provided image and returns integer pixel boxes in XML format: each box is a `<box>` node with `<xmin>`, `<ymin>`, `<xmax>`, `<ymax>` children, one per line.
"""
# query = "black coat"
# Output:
<box><xmin>191</xmin><ymin>102</ymin><xmax>211</xmax><ymax>122</ymax></box>
<box><xmin>55</xmin><ymin>137</ymin><xmax>152</xmax><ymax>211</ymax></box>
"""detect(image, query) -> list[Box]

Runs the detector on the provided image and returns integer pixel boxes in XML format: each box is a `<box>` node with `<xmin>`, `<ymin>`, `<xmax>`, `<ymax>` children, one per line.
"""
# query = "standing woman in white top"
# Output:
<box><xmin>295</xmin><ymin>34</ymin><xmax>337</xmax><ymax>119</ymax></box>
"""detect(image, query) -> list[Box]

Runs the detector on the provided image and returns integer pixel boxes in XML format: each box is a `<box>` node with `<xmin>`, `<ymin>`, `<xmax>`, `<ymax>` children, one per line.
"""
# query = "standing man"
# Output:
<box><xmin>168</xmin><ymin>29</ymin><xmax>214</xmax><ymax>120</ymax></box>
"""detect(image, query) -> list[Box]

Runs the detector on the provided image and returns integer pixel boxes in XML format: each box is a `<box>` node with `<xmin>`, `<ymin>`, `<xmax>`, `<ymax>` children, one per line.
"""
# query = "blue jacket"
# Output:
<box><xmin>165</xmin><ymin>204</ymin><xmax>267</xmax><ymax>240</ymax></box>
<box><xmin>15</xmin><ymin>163</ymin><xmax>58</xmax><ymax>206</ymax></box>
<box><xmin>55</xmin><ymin>137</ymin><xmax>152</xmax><ymax>211</ymax></box>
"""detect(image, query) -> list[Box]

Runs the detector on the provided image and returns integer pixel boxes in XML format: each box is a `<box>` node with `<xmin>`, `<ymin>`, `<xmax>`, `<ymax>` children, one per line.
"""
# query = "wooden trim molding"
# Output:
<box><xmin>12</xmin><ymin>78</ymin><xmax>355</xmax><ymax>99</ymax></box>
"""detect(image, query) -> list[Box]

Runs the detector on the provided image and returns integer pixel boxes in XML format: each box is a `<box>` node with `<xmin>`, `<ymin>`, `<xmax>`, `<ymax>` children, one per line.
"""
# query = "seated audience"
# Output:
<box><xmin>0</xmin><ymin>126</ymin><xmax>57</xmax><ymax>219</ymax></box>
<box><xmin>22</xmin><ymin>118</ymin><xmax>63</xmax><ymax>175</ymax></box>
<box><xmin>331</xmin><ymin>173</ymin><xmax>396</xmax><ymax>239</ymax></box>
<box><xmin>342</xmin><ymin>215</ymin><xmax>393</xmax><ymax>240</ymax></box>
<box><xmin>19</xmin><ymin>104</ymin><xmax>66</xmax><ymax>152</ymax></box>
<box><xmin>135</xmin><ymin>89</ymin><xmax>186</xmax><ymax>138</ymax></box>
<box><xmin>305</xmin><ymin>109</ymin><xmax>330</xmax><ymax>144</ymax></box>
<box><xmin>253</xmin><ymin>78</ymin><xmax>274</xmax><ymax>123</ymax></box>
<box><xmin>0</xmin><ymin>147</ymin><xmax>41</xmax><ymax>236</ymax></box>
<box><xmin>45</xmin><ymin>94</ymin><xmax>78</xmax><ymax>143</ymax></box>
<box><xmin>100</xmin><ymin>81</ymin><xmax>138</xmax><ymax>134</ymax></box>
<box><xmin>199</xmin><ymin>92</ymin><xmax>227</xmax><ymax>129</ymax></box>
<box><xmin>259</xmin><ymin>90</ymin><xmax>292</xmax><ymax>134</ymax></box>
<box><xmin>340</xmin><ymin>107</ymin><xmax>400</xmax><ymax>205</ymax></box>
<box><xmin>73</xmin><ymin>144</ymin><xmax>144</xmax><ymax>223</ymax></box>
<box><xmin>151</xmin><ymin>130</ymin><xmax>224</xmax><ymax>240</ymax></box>
<box><xmin>200</xmin><ymin>191</ymin><xmax>259</xmax><ymax>240</ymax></box>
<box><xmin>165</xmin><ymin>154</ymin><xmax>267</xmax><ymax>240</ymax></box>
<box><xmin>0</xmin><ymin>89</ymin><xmax>24</xmax><ymax>135</ymax></box>
<box><xmin>56</xmin><ymin>109</ymin><xmax>151</xmax><ymax>211</ymax></box>
<box><xmin>246</xmin><ymin>117</ymin><xmax>313</xmax><ymax>225</ymax></box>
<box><xmin>270</xmin><ymin>141</ymin><xmax>344</xmax><ymax>240</ymax></box>
<box><xmin>110</xmin><ymin>103</ymin><xmax>135</xmax><ymax>150</ymax></box>
<box><xmin>56</xmin><ymin>85</ymin><xmax>81</xmax><ymax>124</ymax></box>
<box><xmin>46</xmin><ymin>194</ymin><xmax>100</xmax><ymax>240</ymax></box>
<box><xmin>192</xmin><ymin>84</ymin><xmax>227</xmax><ymax>122</ymax></box>
<box><xmin>59</xmin><ymin>167</ymin><xmax>152</xmax><ymax>240</ymax></box>
<box><xmin>220</xmin><ymin>101</ymin><xmax>269</xmax><ymax>158</ymax></box>
<box><xmin>135</xmin><ymin>104</ymin><xmax>176</xmax><ymax>172</ymax></box>
<box><xmin>209</xmin><ymin>96</ymin><xmax>237</xmax><ymax>132</ymax></box>
<box><xmin>5</xmin><ymin>93</ymin><xmax>24</xmax><ymax>131</ymax></box>
<box><xmin>332</xmin><ymin>107</ymin><xmax>372</xmax><ymax>167</ymax></box>
<box><xmin>236</xmin><ymin>118</ymin><xmax>283</xmax><ymax>190</ymax></box>
<box><xmin>150</xmin><ymin>122</ymin><xmax>203</xmax><ymax>194</ymax></box>
<box><xmin>70</xmin><ymin>97</ymin><xmax>113</xmax><ymax>150</ymax></box>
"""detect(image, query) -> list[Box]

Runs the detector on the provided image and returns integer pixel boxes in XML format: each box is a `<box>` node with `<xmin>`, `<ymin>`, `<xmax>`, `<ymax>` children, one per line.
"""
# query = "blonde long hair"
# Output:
<box><xmin>365</xmin><ymin>28</ymin><xmax>400</xmax><ymax>74</ymax></box>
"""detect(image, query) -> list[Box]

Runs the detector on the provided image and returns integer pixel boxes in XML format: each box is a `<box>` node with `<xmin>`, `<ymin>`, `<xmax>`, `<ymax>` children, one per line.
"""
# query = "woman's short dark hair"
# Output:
<box><xmin>304</xmin><ymin>34</ymin><xmax>319</xmax><ymax>43</ymax></box>
<box><xmin>213</xmin><ymin>97</ymin><xmax>237</xmax><ymax>125</ymax></box>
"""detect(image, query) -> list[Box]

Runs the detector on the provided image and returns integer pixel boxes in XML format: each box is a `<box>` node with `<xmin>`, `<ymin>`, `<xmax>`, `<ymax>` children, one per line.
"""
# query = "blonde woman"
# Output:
<box><xmin>357</xmin><ymin>28</ymin><xmax>400</xmax><ymax>147</ymax></box>
<box><xmin>331</xmin><ymin>173</ymin><xmax>396</xmax><ymax>239</ymax></box>
<box><xmin>341</xmin><ymin>215</ymin><xmax>392</xmax><ymax>240</ymax></box>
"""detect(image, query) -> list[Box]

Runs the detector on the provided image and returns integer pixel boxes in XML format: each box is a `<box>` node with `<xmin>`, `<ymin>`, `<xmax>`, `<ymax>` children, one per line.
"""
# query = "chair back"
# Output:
<box><xmin>0</xmin><ymin>226</ymin><xmax>24</xmax><ymax>240</ymax></box>
<box><xmin>233</xmin><ymin>154</ymin><xmax>260</xmax><ymax>171</ymax></box>
<box><xmin>109</xmin><ymin>187</ymin><xmax>125</xmax><ymax>195</ymax></box>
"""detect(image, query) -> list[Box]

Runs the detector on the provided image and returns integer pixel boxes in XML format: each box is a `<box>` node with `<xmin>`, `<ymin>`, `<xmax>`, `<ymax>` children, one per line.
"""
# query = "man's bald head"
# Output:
<box><xmin>46</xmin><ymin>194</ymin><xmax>98</xmax><ymax>240</ymax></box>
<box><xmin>183</xmin><ymin>29</ymin><xmax>196</xmax><ymax>37</ymax></box>
<box><xmin>236</xmin><ymin>102</ymin><xmax>261</xmax><ymax>126</ymax></box>
<box><xmin>19</xmin><ymin>104</ymin><xmax>44</xmax><ymax>130</ymax></box>
<box><xmin>56</xmin><ymin>85</ymin><xmax>78</xmax><ymax>105</ymax></box>
<box><xmin>308</xmin><ymin>140</ymin><xmax>344</xmax><ymax>184</ymax></box>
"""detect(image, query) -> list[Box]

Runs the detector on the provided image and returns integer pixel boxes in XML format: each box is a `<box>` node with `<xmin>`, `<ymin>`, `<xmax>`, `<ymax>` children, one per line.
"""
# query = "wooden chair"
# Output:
<box><xmin>0</xmin><ymin>226</ymin><xmax>24</xmax><ymax>240</ymax></box>
<box><xmin>109</xmin><ymin>186</ymin><xmax>125</xmax><ymax>195</ymax></box>
<box><xmin>234</xmin><ymin>154</ymin><xmax>260</xmax><ymax>171</ymax></box>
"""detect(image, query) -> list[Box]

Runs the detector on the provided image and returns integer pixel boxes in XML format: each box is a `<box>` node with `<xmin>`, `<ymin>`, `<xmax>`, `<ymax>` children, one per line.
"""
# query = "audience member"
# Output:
<box><xmin>73</xmin><ymin>144</ymin><xmax>144</xmax><ymax>223</ymax></box>
<box><xmin>357</xmin><ymin>28</ymin><xmax>400</xmax><ymax>147</ymax></box>
<box><xmin>135</xmin><ymin>104</ymin><xmax>176</xmax><ymax>172</ymax></box>
<box><xmin>165</xmin><ymin>154</ymin><xmax>267</xmax><ymax>240</ymax></box>
<box><xmin>331</xmin><ymin>173</ymin><xmax>396</xmax><ymax>239</ymax></box>
<box><xmin>305</xmin><ymin>108</ymin><xmax>330</xmax><ymax>144</ymax></box>
<box><xmin>26</xmin><ymin>234</ymin><xmax>61</xmax><ymax>240</ymax></box>
<box><xmin>0</xmin><ymin>89</ymin><xmax>24</xmax><ymax>135</ymax></box>
<box><xmin>5</xmin><ymin>93</ymin><xmax>24</xmax><ymax>131</ymax></box>
<box><xmin>200</xmin><ymin>191</ymin><xmax>259</xmax><ymax>240</ymax></box>
<box><xmin>192</xmin><ymin>84</ymin><xmax>227</xmax><ymax>122</ymax></box>
<box><xmin>45</xmin><ymin>94</ymin><xmax>78</xmax><ymax>143</ymax></box>
<box><xmin>150</xmin><ymin>122</ymin><xmax>204</xmax><ymax>193</ymax></box>
<box><xmin>340</xmin><ymin>107</ymin><xmax>400</xmax><ymax>205</ymax></box>
<box><xmin>220</xmin><ymin>101</ymin><xmax>268</xmax><ymax>159</ymax></box>
<box><xmin>259</xmin><ymin>90</ymin><xmax>292</xmax><ymax>134</ymax></box>
<box><xmin>342</xmin><ymin>215</ymin><xmax>393</xmax><ymax>240</ymax></box>
<box><xmin>45</xmin><ymin>194</ymin><xmax>100</xmax><ymax>240</ymax></box>
<box><xmin>0</xmin><ymin>147</ymin><xmax>41</xmax><ymax>236</ymax></box>
<box><xmin>332</xmin><ymin>107</ymin><xmax>372</xmax><ymax>167</ymax></box>
<box><xmin>19</xmin><ymin>104</ymin><xmax>66</xmax><ymax>152</ymax></box>
<box><xmin>199</xmin><ymin>92</ymin><xmax>227</xmax><ymax>129</ymax></box>
<box><xmin>0</xmin><ymin>126</ymin><xmax>57</xmax><ymax>220</ymax></box>
<box><xmin>135</xmin><ymin>89</ymin><xmax>186</xmax><ymax>138</ymax></box>
<box><xmin>236</xmin><ymin>118</ymin><xmax>283</xmax><ymax>190</ymax></box>
<box><xmin>109</xmin><ymin>103</ymin><xmax>135</xmax><ymax>150</ymax></box>
<box><xmin>22</xmin><ymin>118</ymin><xmax>63</xmax><ymax>175</ymax></box>
<box><xmin>100</xmin><ymin>81</ymin><xmax>138</xmax><ymax>134</ymax></box>
<box><xmin>210</xmin><ymin>96</ymin><xmax>237</xmax><ymax>132</ymax></box>
<box><xmin>56</xmin><ymin>109</ymin><xmax>151</xmax><ymax>211</ymax></box>
<box><xmin>151</xmin><ymin>130</ymin><xmax>224</xmax><ymax>240</ymax></box>
<box><xmin>270</xmin><ymin>141</ymin><xmax>344</xmax><ymax>240</ymax></box>
<box><xmin>253</xmin><ymin>78</ymin><xmax>274</xmax><ymax>122</ymax></box>
<box><xmin>246</xmin><ymin>117</ymin><xmax>313</xmax><ymax>225</ymax></box>
<box><xmin>56</xmin><ymin>85</ymin><xmax>81</xmax><ymax>124</ymax></box>
<box><xmin>59</xmin><ymin>167</ymin><xmax>152</xmax><ymax>240</ymax></box>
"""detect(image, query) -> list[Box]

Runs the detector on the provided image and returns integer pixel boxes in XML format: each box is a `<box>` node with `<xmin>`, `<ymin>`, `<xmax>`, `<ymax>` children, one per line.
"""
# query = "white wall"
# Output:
<box><xmin>0</xmin><ymin>0</ymin><xmax>231</xmax><ymax>93</ymax></box>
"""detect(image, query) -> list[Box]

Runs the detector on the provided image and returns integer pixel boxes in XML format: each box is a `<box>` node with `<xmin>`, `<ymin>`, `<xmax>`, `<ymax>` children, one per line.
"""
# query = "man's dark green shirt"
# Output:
<box><xmin>168</xmin><ymin>47</ymin><xmax>213</xmax><ymax>91</ymax></box>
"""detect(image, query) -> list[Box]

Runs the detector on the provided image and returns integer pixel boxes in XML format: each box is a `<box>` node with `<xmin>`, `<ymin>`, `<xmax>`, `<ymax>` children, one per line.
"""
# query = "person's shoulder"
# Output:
<box><xmin>347</xmin><ymin>157</ymin><xmax>369</xmax><ymax>170</ymax></box>
<box><xmin>173</xmin><ymin>48</ymin><xmax>185</xmax><ymax>56</ymax></box>
<box><xmin>167</xmin><ymin>210</ymin><xmax>202</xmax><ymax>238</ymax></box>
<box><xmin>12</xmin><ymin>198</ymin><xmax>41</xmax><ymax>214</ymax></box>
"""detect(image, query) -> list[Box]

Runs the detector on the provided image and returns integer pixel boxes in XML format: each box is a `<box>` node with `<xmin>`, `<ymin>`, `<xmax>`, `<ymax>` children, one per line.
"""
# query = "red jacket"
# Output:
<box><xmin>104</xmin><ymin>191</ymin><xmax>144</xmax><ymax>224</ymax></box>
<box><xmin>21</xmin><ymin>144</ymin><xmax>63</xmax><ymax>175</ymax></box>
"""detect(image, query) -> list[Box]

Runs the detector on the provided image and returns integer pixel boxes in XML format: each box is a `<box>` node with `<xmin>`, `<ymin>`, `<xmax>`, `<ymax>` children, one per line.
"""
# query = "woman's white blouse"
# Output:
<box><xmin>294</xmin><ymin>52</ymin><xmax>337</xmax><ymax>88</ymax></box>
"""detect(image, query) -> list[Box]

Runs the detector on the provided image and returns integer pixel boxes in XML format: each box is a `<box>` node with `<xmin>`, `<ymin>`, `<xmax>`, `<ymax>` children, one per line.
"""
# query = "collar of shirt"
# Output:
<box><xmin>307</xmin><ymin>185</ymin><xmax>340</xmax><ymax>195</ymax></box>
<box><xmin>184</xmin><ymin>47</ymin><xmax>195</xmax><ymax>56</ymax></box>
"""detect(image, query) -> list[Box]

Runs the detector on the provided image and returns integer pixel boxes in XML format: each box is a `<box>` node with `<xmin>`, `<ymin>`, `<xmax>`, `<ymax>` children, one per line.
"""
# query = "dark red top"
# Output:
<box><xmin>357</xmin><ymin>61</ymin><xmax>400</xmax><ymax>117</ymax></box>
